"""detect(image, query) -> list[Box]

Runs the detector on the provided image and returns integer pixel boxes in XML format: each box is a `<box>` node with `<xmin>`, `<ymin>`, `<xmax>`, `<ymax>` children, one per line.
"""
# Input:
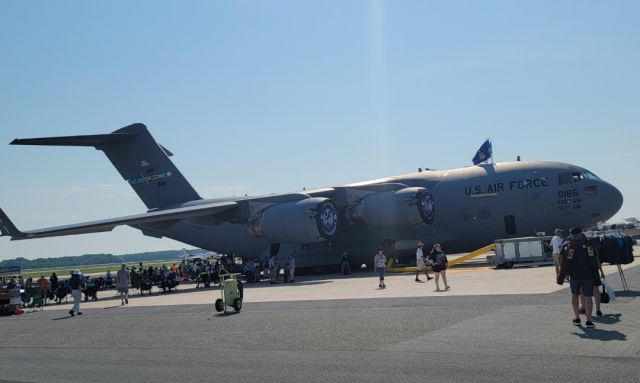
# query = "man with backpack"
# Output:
<box><xmin>558</xmin><ymin>227</ymin><xmax>597</xmax><ymax>329</ymax></box>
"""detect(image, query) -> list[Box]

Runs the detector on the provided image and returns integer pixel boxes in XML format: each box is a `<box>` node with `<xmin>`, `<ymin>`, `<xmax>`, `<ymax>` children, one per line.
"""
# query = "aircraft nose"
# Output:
<box><xmin>600</xmin><ymin>181</ymin><xmax>623</xmax><ymax>219</ymax></box>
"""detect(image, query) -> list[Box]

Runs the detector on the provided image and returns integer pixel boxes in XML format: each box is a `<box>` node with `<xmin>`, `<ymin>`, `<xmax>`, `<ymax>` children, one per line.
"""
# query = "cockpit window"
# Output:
<box><xmin>571</xmin><ymin>172</ymin><xmax>582</xmax><ymax>182</ymax></box>
<box><xmin>559</xmin><ymin>171</ymin><xmax>595</xmax><ymax>184</ymax></box>
<box><xmin>581</xmin><ymin>170</ymin><xmax>600</xmax><ymax>180</ymax></box>
<box><xmin>558</xmin><ymin>172</ymin><xmax>572</xmax><ymax>184</ymax></box>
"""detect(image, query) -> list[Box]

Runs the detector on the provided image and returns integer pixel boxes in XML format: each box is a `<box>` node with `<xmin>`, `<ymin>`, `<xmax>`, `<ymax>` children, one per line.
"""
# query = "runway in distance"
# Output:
<box><xmin>0</xmin><ymin>123</ymin><xmax>624</xmax><ymax>269</ymax></box>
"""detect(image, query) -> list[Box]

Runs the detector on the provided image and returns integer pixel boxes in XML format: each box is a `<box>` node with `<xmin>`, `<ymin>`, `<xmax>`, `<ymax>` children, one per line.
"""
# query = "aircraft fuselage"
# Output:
<box><xmin>155</xmin><ymin>160</ymin><xmax>623</xmax><ymax>268</ymax></box>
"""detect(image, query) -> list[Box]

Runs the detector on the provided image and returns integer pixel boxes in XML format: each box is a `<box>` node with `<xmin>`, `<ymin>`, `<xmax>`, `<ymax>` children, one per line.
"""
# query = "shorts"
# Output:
<box><xmin>569</xmin><ymin>278</ymin><xmax>594</xmax><ymax>297</ymax></box>
<box><xmin>416</xmin><ymin>258</ymin><xmax>425</xmax><ymax>270</ymax></box>
<box><xmin>377</xmin><ymin>268</ymin><xmax>385</xmax><ymax>280</ymax></box>
<box><xmin>117</xmin><ymin>287</ymin><xmax>129</xmax><ymax>294</ymax></box>
<box><xmin>552</xmin><ymin>253</ymin><xmax>561</xmax><ymax>267</ymax></box>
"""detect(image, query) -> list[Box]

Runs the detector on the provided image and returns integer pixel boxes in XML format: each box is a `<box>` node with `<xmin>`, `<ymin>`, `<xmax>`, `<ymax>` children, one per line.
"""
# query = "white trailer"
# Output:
<box><xmin>494</xmin><ymin>236</ymin><xmax>553</xmax><ymax>268</ymax></box>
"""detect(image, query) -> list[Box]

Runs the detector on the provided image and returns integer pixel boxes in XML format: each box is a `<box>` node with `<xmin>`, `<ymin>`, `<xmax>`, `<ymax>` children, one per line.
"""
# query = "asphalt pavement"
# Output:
<box><xmin>1</xmin><ymin>263</ymin><xmax>639</xmax><ymax>383</ymax></box>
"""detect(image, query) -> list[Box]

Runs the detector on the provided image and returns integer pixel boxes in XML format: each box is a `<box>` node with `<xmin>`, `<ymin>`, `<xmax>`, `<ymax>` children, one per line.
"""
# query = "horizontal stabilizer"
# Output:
<box><xmin>0</xmin><ymin>201</ymin><xmax>237</xmax><ymax>240</ymax></box>
<box><xmin>11</xmin><ymin>132</ymin><xmax>136</xmax><ymax>147</ymax></box>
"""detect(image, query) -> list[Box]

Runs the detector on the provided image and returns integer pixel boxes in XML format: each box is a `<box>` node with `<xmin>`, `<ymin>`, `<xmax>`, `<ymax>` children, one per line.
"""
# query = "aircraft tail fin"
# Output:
<box><xmin>11</xmin><ymin>123</ymin><xmax>201</xmax><ymax>209</ymax></box>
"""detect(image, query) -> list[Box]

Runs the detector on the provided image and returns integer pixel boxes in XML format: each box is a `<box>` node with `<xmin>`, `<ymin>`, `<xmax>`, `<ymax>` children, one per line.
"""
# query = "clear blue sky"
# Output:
<box><xmin>1</xmin><ymin>1</ymin><xmax>638</xmax><ymax>260</ymax></box>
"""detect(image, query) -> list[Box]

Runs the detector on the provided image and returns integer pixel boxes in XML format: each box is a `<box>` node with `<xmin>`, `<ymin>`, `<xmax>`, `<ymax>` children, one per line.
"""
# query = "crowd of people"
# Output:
<box><xmin>5</xmin><ymin>231</ymin><xmax>627</xmax><ymax>327</ymax></box>
<box><xmin>0</xmin><ymin>253</ymin><xmax>299</xmax><ymax>314</ymax></box>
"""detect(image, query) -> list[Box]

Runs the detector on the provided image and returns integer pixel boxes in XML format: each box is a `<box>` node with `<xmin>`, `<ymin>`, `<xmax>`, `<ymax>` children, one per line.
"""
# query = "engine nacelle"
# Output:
<box><xmin>248</xmin><ymin>198</ymin><xmax>338</xmax><ymax>244</ymax></box>
<box><xmin>346</xmin><ymin>187</ymin><xmax>434</xmax><ymax>228</ymax></box>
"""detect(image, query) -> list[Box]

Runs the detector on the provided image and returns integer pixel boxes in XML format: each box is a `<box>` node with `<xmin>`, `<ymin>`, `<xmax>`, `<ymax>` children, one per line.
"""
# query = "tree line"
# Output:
<box><xmin>0</xmin><ymin>249</ymin><xmax>200</xmax><ymax>270</ymax></box>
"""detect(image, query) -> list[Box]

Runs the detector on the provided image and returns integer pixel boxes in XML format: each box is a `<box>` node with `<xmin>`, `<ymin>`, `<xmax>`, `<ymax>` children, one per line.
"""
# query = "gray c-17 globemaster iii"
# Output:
<box><xmin>0</xmin><ymin>124</ymin><xmax>624</xmax><ymax>269</ymax></box>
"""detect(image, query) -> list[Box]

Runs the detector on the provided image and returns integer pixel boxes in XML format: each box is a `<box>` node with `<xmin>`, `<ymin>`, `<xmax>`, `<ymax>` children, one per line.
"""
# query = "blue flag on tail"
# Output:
<box><xmin>472</xmin><ymin>139</ymin><xmax>492</xmax><ymax>165</ymax></box>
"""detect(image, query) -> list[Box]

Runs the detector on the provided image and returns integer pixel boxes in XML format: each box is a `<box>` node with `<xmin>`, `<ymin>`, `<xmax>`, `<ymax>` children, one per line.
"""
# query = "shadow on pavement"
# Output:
<box><xmin>51</xmin><ymin>315</ymin><xmax>73</xmax><ymax>321</ymax></box>
<box><xmin>615</xmin><ymin>291</ymin><xmax>640</xmax><ymax>297</ymax></box>
<box><xmin>210</xmin><ymin>311</ymin><xmax>242</xmax><ymax>319</ymax></box>
<box><xmin>593</xmin><ymin>313</ymin><xmax>622</xmax><ymax>325</ymax></box>
<box><xmin>572</xmin><ymin>328</ymin><xmax>626</xmax><ymax>341</ymax></box>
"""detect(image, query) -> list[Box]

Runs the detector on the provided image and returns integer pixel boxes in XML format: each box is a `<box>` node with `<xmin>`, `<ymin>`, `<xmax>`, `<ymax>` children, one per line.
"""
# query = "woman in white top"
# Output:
<box><xmin>374</xmin><ymin>248</ymin><xmax>387</xmax><ymax>289</ymax></box>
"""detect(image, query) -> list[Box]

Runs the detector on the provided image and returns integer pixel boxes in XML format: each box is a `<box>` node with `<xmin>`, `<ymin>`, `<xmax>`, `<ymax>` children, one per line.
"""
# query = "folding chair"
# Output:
<box><xmin>26</xmin><ymin>293</ymin><xmax>45</xmax><ymax>312</ymax></box>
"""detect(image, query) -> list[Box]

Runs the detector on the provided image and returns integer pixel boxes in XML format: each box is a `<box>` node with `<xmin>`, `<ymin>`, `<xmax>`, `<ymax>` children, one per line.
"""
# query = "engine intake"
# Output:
<box><xmin>248</xmin><ymin>198</ymin><xmax>338</xmax><ymax>244</ymax></box>
<box><xmin>346</xmin><ymin>187</ymin><xmax>434</xmax><ymax>228</ymax></box>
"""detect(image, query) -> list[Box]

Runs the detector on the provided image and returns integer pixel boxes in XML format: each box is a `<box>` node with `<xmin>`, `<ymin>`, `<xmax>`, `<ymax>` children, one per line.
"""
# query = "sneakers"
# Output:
<box><xmin>427</xmin><ymin>276</ymin><xmax>434</xmax><ymax>280</ymax></box>
<box><xmin>585</xmin><ymin>321</ymin><xmax>594</xmax><ymax>329</ymax></box>
<box><xmin>125</xmin><ymin>297</ymin><xmax>129</xmax><ymax>305</ymax></box>
<box><xmin>445</xmin><ymin>285</ymin><xmax>450</xmax><ymax>290</ymax></box>
<box><xmin>415</xmin><ymin>278</ymin><xmax>422</xmax><ymax>282</ymax></box>
<box><xmin>572</xmin><ymin>318</ymin><xmax>581</xmax><ymax>326</ymax></box>
<box><xmin>596</xmin><ymin>310</ymin><xmax>603</xmax><ymax>317</ymax></box>
<box><xmin>68</xmin><ymin>310</ymin><xmax>74</xmax><ymax>317</ymax></box>
<box><xmin>379</xmin><ymin>283</ymin><xmax>383</xmax><ymax>288</ymax></box>
<box><xmin>121</xmin><ymin>301</ymin><xmax>125</xmax><ymax>306</ymax></box>
<box><xmin>77</xmin><ymin>312</ymin><xmax>83</xmax><ymax>316</ymax></box>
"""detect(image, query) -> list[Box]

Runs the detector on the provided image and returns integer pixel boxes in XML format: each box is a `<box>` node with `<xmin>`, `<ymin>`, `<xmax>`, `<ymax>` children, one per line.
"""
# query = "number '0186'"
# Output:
<box><xmin>558</xmin><ymin>189</ymin><xmax>579</xmax><ymax>198</ymax></box>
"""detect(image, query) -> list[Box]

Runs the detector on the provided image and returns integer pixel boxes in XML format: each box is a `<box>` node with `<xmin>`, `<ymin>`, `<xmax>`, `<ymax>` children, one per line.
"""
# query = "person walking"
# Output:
<box><xmin>339</xmin><ymin>251</ymin><xmax>351</xmax><ymax>275</ymax></box>
<box><xmin>68</xmin><ymin>270</ymin><xmax>84</xmax><ymax>317</ymax></box>
<box><xmin>550</xmin><ymin>229</ymin><xmax>565</xmax><ymax>277</ymax></box>
<box><xmin>287</xmin><ymin>255</ymin><xmax>296</xmax><ymax>283</ymax></box>
<box><xmin>561</xmin><ymin>226</ymin><xmax>597</xmax><ymax>328</ymax></box>
<box><xmin>578</xmin><ymin>239</ymin><xmax>607</xmax><ymax>317</ymax></box>
<box><xmin>36</xmin><ymin>275</ymin><xmax>49</xmax><ymax>303</ymax></box>
<box><xmin>415</xmin><ymin>241</ymin><xmax>434</xmax><ymax>282</ymax></box>
<box><xmin>428</xmin><ymin>243</ymin><xmax>450</xmax><ymax>291</ymax></box>
<box><xmin>116</xmin><ymin>264</ymin><xmax>131</xmax><ymax>306</ymax></box>
<box><xmin>374</xmin><ymin>248</ymin><xmax>387</xmax><ymax>289</ymax></box>
<box><xmin>49</xmin><ymin>272</ymin><xmax>59</xmax><ymax>292</ymax></box>
<box><xmin>268</xmin><ymin>257</ymin><xmax>278</xmax><ymax>284</ymax></box>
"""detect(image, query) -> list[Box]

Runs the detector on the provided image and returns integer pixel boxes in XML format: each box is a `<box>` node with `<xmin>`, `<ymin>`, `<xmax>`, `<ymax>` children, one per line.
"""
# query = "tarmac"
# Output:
<box><xmin>1</xmin><ymin>253</ymin><xmax>639</xmax><ymax>383</ymax></box>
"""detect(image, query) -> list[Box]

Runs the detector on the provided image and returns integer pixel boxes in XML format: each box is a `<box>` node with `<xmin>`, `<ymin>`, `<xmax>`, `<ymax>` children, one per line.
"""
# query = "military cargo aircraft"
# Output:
<box><xmin>0</xmin><ymin>123</ymin><xmax>624</xmax><ymax>268</ymax></box>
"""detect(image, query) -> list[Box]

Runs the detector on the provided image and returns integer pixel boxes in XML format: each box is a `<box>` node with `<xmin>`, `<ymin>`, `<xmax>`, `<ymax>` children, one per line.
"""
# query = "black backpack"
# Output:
<box><xmin>69</xmin><ymin>275</ymin><xmax>81</xmax><ymax>290</ymax></box>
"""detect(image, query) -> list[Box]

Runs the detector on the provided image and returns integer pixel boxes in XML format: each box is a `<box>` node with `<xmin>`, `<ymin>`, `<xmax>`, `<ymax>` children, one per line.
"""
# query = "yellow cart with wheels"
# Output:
<box><xmin>214</xmin><ymin>267</ymin><xmax>243</xmax><ymax>313</ymax></box>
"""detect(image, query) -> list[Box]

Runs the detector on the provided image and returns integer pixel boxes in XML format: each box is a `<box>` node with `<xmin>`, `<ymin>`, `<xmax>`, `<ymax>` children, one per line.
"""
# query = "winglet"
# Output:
<box><xmin>0</xmin><ymin>208</ymin><xmax>26</xmax><ymax>239</ymax></box>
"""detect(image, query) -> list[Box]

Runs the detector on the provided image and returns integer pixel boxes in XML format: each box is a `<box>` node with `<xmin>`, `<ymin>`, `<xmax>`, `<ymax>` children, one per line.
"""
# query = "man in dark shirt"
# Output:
<box><xmin>68</xmin><ymin>270</ymin><xmax>84</xmax><ymax>317</ymax></box>
<box><xmin>566</xmin><ymin>227</ymin><xmax>596</xmax><ymax>328</ymax></box>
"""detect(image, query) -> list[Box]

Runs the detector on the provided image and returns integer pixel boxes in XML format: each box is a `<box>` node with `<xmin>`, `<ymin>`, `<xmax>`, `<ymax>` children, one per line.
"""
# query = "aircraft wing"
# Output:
<box><xmin>0</xmin><ymin>201</ymin><xmax>237</xmax><ymax>240</ymax></box>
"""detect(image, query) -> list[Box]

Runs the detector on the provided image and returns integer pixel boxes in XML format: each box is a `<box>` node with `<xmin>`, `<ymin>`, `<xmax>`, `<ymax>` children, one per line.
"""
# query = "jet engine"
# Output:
<box><xmin>346</xmin><ymin>187</ymin><xmax>434</xmax><ymax>228</ymax></box>
<box><xmin>248</xmin><ymin>198</ymin><xmax>338</xmax><ymax>244</ymax></box>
